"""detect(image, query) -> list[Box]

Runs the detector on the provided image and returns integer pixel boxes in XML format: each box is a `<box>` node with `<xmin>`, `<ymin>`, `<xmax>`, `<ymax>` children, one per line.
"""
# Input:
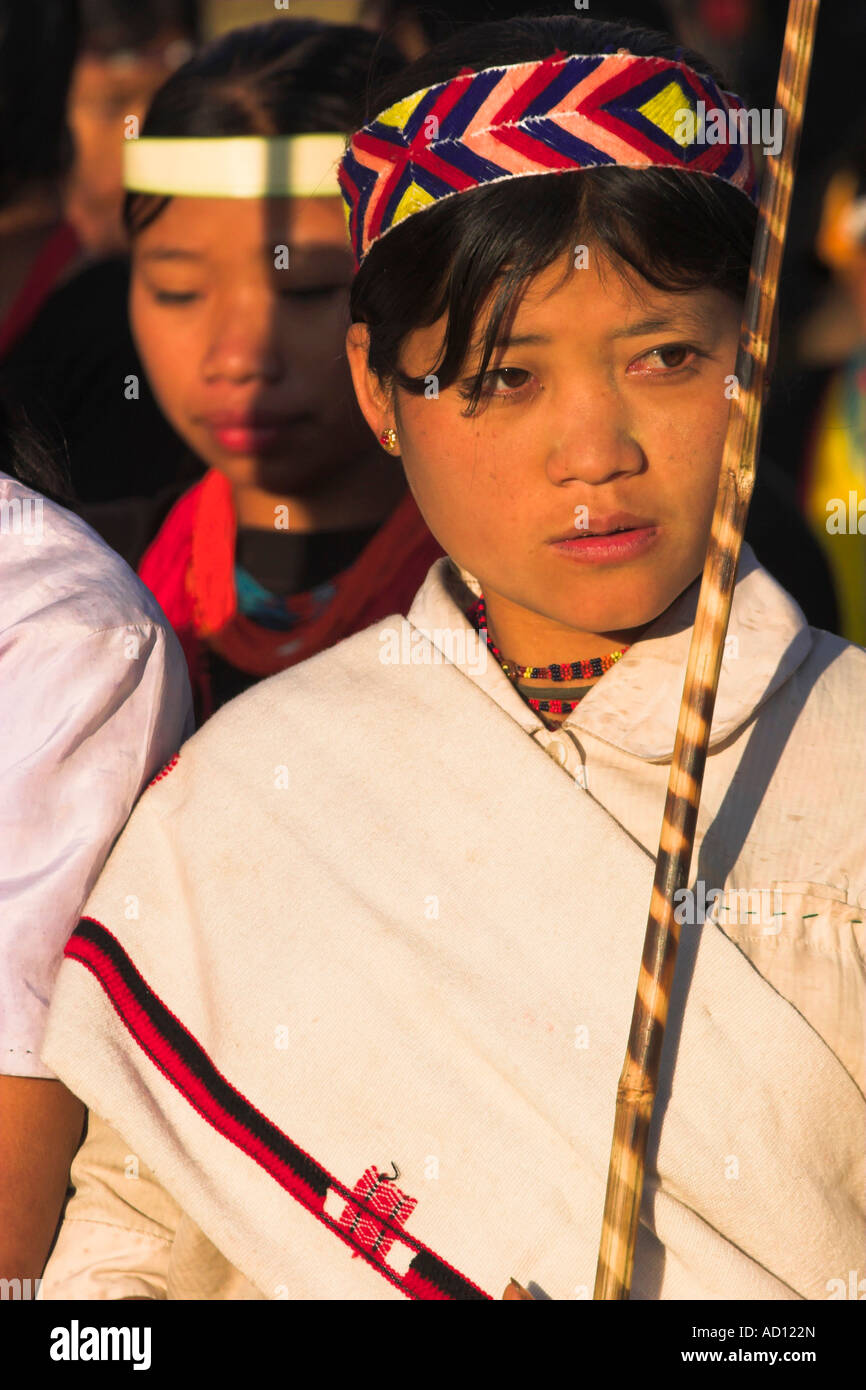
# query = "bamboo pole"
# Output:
<box><xmin>592</xmin><ymin>0</ymin><xmax>821</xmax><ymax>1301</ymax></box>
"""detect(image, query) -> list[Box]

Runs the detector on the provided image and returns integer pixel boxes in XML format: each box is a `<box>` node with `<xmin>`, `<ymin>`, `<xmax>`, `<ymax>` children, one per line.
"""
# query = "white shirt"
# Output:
<box><xmin>0</xmin><ymin>471</ymin><xmax>193</xmax><ymax>1078</ymax></box>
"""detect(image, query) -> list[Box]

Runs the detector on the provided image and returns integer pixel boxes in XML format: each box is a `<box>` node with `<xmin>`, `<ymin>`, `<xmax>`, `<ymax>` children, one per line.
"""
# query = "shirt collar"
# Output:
<box><xmin>406</xmin><ymin>543</ymin><xmax>813</xmax><ymax>761</ymax></box>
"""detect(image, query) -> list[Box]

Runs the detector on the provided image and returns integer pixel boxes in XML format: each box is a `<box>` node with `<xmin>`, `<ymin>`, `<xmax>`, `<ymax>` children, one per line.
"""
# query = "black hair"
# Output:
<box><xmin>0</xmin><ymin>383</ymin><xmax>73</xmax><ymax>506</ymax></box>
<box><xmin>349</xmin><ymin>14</ymin><xmax>758</xmax><ymax>414</ymax></box>
<box><xmin>124</xmin><ymin>18</ymin><xmax>404</xmax><ymax>236</ymax></box>
<box><xmin>361</xmin><ymin>1</ymin><xmax>672</xmax><ymax>50</ymax></box>
<box><xmin>362</xmin><ymin>0</ymin><xmax>519</xmax><ymax>47</ymax></box>
<box><xmin>80</xmin><ymin>0</ymin><xmax>199</xmax><ymax>55</ymax></box>
<box><xmin>0</xmin><ymin>0</ymin><xmax>80</xmax><ymax>207</ymax></box>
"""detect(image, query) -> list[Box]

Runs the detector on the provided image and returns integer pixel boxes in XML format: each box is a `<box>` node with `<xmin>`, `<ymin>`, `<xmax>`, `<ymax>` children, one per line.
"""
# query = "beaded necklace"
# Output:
<box><xmin>468</xmin><ymin>595</ymin><xmax>629</xmax><ymax>715</ymax></box>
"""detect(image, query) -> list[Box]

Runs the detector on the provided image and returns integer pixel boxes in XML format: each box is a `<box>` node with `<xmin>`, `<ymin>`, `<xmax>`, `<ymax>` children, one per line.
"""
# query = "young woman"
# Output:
<box><xmin>125</xmin><ymin>19</ymin><xmax>443</xmax><ymax>721</ymax></box>
<box><xmin>40</xmin><ymin>14</ymin><xmax>864</xmax><ymax>1301</ymax></box>
<box><xmin>65</xmin><ymin>0</ymin><xmax>199</xmax><ymax>256</ymax></box>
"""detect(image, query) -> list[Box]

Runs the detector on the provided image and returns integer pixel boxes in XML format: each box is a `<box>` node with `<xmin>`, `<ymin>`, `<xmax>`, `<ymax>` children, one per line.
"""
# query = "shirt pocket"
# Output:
<box><xmin>716</xmin><ymin>882</ymin><xmax>865</xmax><ymax>1096</ymax></box>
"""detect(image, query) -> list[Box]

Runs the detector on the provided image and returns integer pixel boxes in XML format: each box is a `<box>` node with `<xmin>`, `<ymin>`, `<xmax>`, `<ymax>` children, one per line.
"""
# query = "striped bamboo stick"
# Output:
<box><xmin>592</xmin><ymin>0</ymin><xmax>821</xmax><ymax>1301</ymax></box>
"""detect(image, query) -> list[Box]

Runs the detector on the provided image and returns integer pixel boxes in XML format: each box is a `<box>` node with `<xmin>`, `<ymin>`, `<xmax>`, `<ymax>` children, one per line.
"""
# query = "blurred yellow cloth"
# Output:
<box><xmin>803</xmin><ymin>360</ymin><xmax>866</xmax><ymax>646</ymax></box>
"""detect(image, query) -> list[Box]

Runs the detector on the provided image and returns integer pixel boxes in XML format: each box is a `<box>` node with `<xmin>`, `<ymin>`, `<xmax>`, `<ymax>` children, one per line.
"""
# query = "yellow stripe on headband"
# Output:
<box><xmin>123</xmin><ymin>135</ymin><xmax>347</xmax><ymax>198</ymax></box>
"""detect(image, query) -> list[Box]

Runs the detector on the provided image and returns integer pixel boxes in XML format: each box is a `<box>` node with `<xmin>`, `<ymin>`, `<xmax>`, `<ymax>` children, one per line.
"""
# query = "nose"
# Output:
<box><xmin>544</xmin><ymin>381</ymin><xmax>645</xmax><ymax>487</ymax></box>
<box><xmin>201</xmin><ymin>289</ymin><xmax>283</xmax><ymax>386</ymax></box>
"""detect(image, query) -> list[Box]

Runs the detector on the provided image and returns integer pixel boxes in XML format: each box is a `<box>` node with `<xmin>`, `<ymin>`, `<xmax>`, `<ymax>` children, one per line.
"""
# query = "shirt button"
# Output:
<box><xmin>544</xmin><ymin>734</ymin><xmax>572</xmax><ymax>768</ymax></box>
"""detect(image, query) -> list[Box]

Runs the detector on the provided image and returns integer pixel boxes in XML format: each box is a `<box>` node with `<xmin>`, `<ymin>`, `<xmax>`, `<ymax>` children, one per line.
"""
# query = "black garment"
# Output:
<box><xmin>206</xmin><ymin>649</ymin><xmax>259</xmax><ymax>711</ymax></box>
<box><xmin>235</xmin><ymin>522</ymin><xmax>380</xmax><ymax>596</ymax></box>
<box><xmin>760</xmin><ymin>365</ymin><xmax>832</xmax><ymax>489</ymax></box>
<box><xmin>1</xmin><ymin>254</ymin><xmax>202</xmax><ymax>529</ymax></box>
<box><xmin>78</xmin><ymin>479</ymin><xmax>197</xmax><ymax>571</ymax></box>
<box><xmin>743</xmin><ymin>452</ymin><xmax>838</xmax><ymax>634</ymax></box>
<box><xmin>205</xmin><ymin>522</ymin><xmax>381</xmax><ymax>713</ymax></box>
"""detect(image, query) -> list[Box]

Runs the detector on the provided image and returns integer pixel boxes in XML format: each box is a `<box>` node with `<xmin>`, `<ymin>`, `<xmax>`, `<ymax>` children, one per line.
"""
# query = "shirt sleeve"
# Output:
<box><xmin>40</xmin><ymin>1110</ymin><xmax>181</xmax><ymax>1300</ymax></box>
<box><xmin>0</xmin><ymin>619</ymin><xmax>193</xmax><ymax>1078</ymax></box>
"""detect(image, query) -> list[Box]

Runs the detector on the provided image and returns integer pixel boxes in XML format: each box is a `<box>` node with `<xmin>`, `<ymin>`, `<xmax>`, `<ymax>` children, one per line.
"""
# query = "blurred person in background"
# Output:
<box><xmin>0</xmin><ymin>0</ymin><xmax>84</xmax><ymax>355</ymax></box>
<box><xmin>125</xmin><ymin>19</ymin><xmax>443</xmax><ymax>722</ymax></box>
<box><xmin>672</xmin><ymin>0</ymin><xmax>866</xmax><ymax>380</ymax></box>
<box><xmin>781</xmin><ymin>128</ymin><xmax>866</xmax><ymax>646</ymax></box>
<box><xmin>0</xmin><ymin>0</ymin><xmax>198</xmax><ymax>566</ymax></box>
<box><xmin>66</xmin><ymin>0</ymin><xmax>200</xmax><ymax>257</ymax></box>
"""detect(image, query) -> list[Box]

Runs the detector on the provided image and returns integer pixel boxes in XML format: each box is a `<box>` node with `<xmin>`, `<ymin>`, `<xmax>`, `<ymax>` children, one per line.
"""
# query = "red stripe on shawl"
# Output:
<box><xmin>68</xmin><ymin>930</ymin><xmax>326</xmax><ymax>1213</ymax></box>
<box><xmin>65</xmin><ymin>920</ymin><xmax>492</xmax><ymax>1302</ymax></box>
<box><xmin>401</xmin><ymin>1269</ymin><xmax>454</xmax><ymax>1301</ymax></box>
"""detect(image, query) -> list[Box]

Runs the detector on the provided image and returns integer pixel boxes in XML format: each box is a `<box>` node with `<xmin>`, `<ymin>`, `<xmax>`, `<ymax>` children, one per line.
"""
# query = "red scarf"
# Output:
<box><xmin>139</xmin><ymin>468</ymin><xmax>443</xmax><ymax>719</ymax></box>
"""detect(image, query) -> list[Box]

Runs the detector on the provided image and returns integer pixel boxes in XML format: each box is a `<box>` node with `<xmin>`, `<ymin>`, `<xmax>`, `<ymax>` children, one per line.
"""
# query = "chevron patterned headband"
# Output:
<box><xmin>338</xmin><ymin>49</ymin><xmax>760</xmax><ymax>267</ymax></box>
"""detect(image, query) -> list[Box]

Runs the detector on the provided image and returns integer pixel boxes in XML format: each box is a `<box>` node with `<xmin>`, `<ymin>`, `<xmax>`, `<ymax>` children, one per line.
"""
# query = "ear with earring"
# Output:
<box><xmin>379</xmin><ymin>427</ymin><xmax>399</xmax><ymax>452</ymax></box>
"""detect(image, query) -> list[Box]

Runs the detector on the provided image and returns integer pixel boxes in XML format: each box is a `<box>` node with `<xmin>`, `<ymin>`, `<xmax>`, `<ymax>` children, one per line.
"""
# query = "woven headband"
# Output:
<box><xmin>123</xmin><ymin>134</ymin><xmax>346</xmax><ymax>198</ymax></box>
<box><xmin>338</xmin><ymin>49</ymin><xmax>760</xmax><ymax>267</ymax></box>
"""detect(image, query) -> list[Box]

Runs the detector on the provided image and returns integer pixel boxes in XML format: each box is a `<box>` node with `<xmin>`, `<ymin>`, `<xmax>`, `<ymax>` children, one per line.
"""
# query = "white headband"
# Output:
<box><xmin>123</xmin><ymin>134</ymin><xmax>347</xmax><ymax>198</ymax></box>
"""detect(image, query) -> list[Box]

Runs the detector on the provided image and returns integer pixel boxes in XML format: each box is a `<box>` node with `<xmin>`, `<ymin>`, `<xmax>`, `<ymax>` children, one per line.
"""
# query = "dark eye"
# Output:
<box><xmin>458</xmin><ymin>367</ymin><xmax>533</xmax><ymax>401</ymax></box>
<box><xmin>486</xmin><ymin>367</ymin><xmax>531</xmax><ymax>391</ymax></box>
<box><xmin>152</xmin><ymin>290</ymin><xmax>199</xmax><ymax>305</ymax></box>
<box><xmin>657</xmin><ymin>345</ymin><xmax>689</xmax><ymax>368</ymax></box>
<box><xmin>628</xmin><ymin>342</ymin><xmax>704</xmax><ymax>376</ymax></box>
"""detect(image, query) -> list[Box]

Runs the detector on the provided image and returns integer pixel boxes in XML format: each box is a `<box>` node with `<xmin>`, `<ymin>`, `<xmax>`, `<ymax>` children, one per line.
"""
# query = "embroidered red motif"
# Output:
<box><xmin>339</xmin><ymin>1167</ymin><xmax>417</xmax><ymax>1260</ymax></box>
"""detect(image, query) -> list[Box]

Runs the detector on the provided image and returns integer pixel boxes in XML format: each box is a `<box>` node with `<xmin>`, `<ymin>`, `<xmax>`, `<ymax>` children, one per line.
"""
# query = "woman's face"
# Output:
<box><xmin>66</xmin><ymin>33</ymin><xmax>191</xmax><ymax>254</ymax></box>
<box><xmin>130</xmin><ymin>195</ymin><xmax>367</xmax><ymax>498</ymax></box>
<box><xmin>348</xmin><ymin>243</ymin><xmax>742</xmax><ymax>642</ymax></box>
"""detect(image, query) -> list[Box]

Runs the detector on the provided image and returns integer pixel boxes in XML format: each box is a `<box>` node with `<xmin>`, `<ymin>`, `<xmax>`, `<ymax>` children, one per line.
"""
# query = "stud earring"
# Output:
<box><xmin>379</xmin><ymin>427</ymin><xmax>398</xmax><ymax>452</ymax></box>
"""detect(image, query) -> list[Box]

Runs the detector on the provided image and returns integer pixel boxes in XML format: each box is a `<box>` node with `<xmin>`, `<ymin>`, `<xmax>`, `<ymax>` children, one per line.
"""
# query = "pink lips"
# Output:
<box><xmin>199</xmin><ymin>411</ymin><xmax>309</xmax><ymax>454</ymax></box>
<box><xmin>548</xmin><ymin>512</ymin><xmax>659</xmax><ymax>565</ymax></box>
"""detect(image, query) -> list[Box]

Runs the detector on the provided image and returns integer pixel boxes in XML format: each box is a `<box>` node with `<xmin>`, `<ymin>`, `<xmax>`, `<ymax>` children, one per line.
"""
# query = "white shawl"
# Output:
<box><xmin>42</xmin><ymin>558</ymin><xmax>866</xmax><ymax>1300</ymax></box>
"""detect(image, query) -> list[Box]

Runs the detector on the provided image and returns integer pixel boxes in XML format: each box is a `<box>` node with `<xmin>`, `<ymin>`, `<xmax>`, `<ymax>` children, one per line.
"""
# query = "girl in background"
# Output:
<box><xmin>0</xmin><ymin>0</ymin><xmax>198</xmax><ymax>565</ymax></box>
<box><xmin>127</xmin><ymin>19</ymin><xmax>442</xmax><ymax>721</ymax></box>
